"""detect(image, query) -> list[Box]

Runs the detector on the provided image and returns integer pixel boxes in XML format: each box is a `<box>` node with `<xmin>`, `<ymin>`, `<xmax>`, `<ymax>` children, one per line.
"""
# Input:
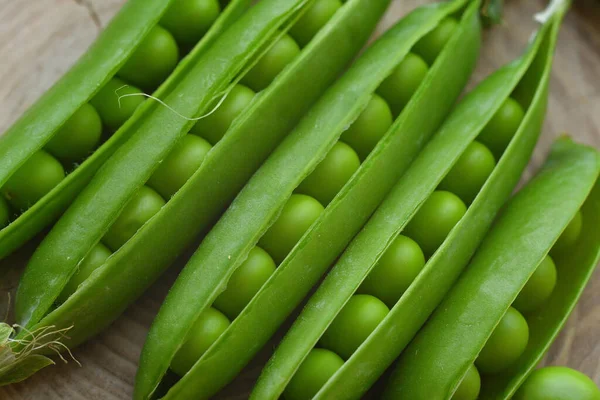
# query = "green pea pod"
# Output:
<box><xmin>0</xmin><ymin>0</ymin><xmax>251</xmax><ymax>259</ymax></box>
<box><xmin>136</xmin><ymin>1</ymin><xmax>480</xmax><ymax>399</ymax></box>
<box><xmin>253</xmin><ymin>2</ymin><xmax>567</xmax><ymax>398</ymax></box>
<box><xmin>384</xmin><ymin>137</ymin><xmax>600</xmax><ymax>400</ymax></box>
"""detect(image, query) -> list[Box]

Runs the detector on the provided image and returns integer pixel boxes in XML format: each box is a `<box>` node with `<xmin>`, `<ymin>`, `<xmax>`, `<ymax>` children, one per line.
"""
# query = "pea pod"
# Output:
<box><xmin>384</xmin><ymin>137</ymin><xmax>600</xmax><ymax>400</ymax></box>
<box><xmin>253</xmin><ymin>2</ymin><xmax>566</xmax><ymax>398</ymax></box>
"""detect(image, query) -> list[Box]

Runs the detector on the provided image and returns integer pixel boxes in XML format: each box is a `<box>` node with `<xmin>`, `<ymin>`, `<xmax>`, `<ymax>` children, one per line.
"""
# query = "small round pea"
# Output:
<box><xmin>513</xmin><ymin>255</ymin><xmax>557</xmax><ymax>314</ymax></box>
<box><xmin>414</xmin><ymin>17</ymin><xmax>459</xmax><ymax>65</ymax></box>
<box><xmin>358</xmin><ymin>235</ymin><xmax>425</xmax><ymax>308</ymax></box>
<box><xmin>288</xmin><ymin>0</ymin><xmax>342</xmax><ymax>47</ymax></box>
<box><xmin>341</xmin><ymin>94</ymin><xmax>393</xmax><ymax>160</ymax></box>
<box><xmin>475</xmin><ymin>306</ymin><xmax>529</xmax><ymax>374</ymax></box>
<box><xmin>438</xmin><ymin>141</ymin><xmax>496</xmax><ymax>204</ymax></box>
<box><xmin>377</xmin><ymin>52</ymin><xmax>429</xmax><ymax>116</ymax></box>
<box><xmin>0</xmin><ymin>196</ymin><xmax>10</xmax><ymax>229</ymax></box>
<box><xmin>259</xmin><ymin>194</ymin><xmax>324</xmax><ymax>264</ymax></box>
<box><xmin>551</xmin><ymin>210</ymin><xmax>583</xmax><ymax>255</ymax></box>
<box><xmin>452</xmin><ymin>364</ymin><xmax>481</xmax><ymax>400</ymax></box>
<box><xmin>477</xmin><ymin>97</ymin><xmax>525</xmax><ymax>157</ymax></box>
<box><xmin>57</xmin><ymin>243</ymin><xmax>112</xmax><ymax>304</ymax></box>
<box><xmin>147</xmin><ymin>135</ymin><xmax>212</xmax><ymax>199</ymax></box>
<box><xmin>190</xmin><ymin>84</ymin><xmax>255</xmax><ymax>145</ymax></box>
<box><xmin>319</xmin><ymin>294</ymin><xmax>389</xmax><ymax>360</ymax></box>
<box><xmin>514</xmin><ymin>366</ymin><xmax>600</xmax><ymax>400</ymax></box>
<box><xmin>160</xmin><ymin>0</ymin><xmax>221</xmax><ymax>48</ymax></box>
<box><xmin>213</xmin><ymin>246</ymin><xmax>276</xmax><ymax>319</ymax></box>
<box><xmin>171</xmin><ymin>307</ymin><xmax>230</xmax><ymax>376</ymax></box>
<box><xmin>241</xmin><ymin>34</ymin><xmax>301</xmax><ymax>92</ymax></box>
<box><xmin>1</xmin><ymin>151</ymin><xmax>65</xmax><ymax>211</ymax></box>
<box><xmin>90</xmin><ymin>78</ymin><xmax>145</xmax><ymax>131</ymax></box>
<box><xmin>45</xmin><ymin>103</ymin><xmax>103</xmax><ymax>163</ymax></box>
<box><xmin>283</xmin><ymin>348</ymin><xmax>344</xmax><ymax>400</ymax></box>
<box><xmin>295</xmin><ymin>142</ymin><xmax>361</xmax><ymax>206</ymax></box>
<box><xmin>103</xmin><ymin>186</ymin><xmax>166</xmax><ymax>251</ymax></box>
<box><xmin>118</xmin><ymin>26</ymin><xmax>180</xmax><ymax>90</ymax></box>
<box><xmin>404</xmin><ymin>190</ymin><xmax>467</xmax><ymax>257</ymax></box>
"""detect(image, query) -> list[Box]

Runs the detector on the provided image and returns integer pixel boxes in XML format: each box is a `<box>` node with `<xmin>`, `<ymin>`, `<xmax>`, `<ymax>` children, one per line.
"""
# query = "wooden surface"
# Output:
<box><xmin>1</xmin><ymin>0</ymin><xmax>599</xmax><ymax>398</ymax></box>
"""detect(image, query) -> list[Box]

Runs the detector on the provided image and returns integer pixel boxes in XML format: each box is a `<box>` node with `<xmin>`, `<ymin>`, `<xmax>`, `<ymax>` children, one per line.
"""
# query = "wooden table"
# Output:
<box><xmin>0</xmin><ymin>0</ymin><xmax>599</xmax><ymax>398</ymax></box>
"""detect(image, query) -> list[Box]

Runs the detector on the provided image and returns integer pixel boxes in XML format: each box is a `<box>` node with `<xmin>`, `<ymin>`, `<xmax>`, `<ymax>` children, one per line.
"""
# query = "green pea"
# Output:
<box><xmin>319</xmin><ymin>294</ymin><xmax>389</xmax><ymax>360</ymax></box>
<box><xmin>551</xmin><ymin>210</ymin><xmax>583</xmax><ymax>255</ymax></box>
<box><xmin>90</xmin><ymin>78</ymin><xmax>144</xmax><ymax>131</ymax></box>
<box><xmin>1</xmin><ymin>151</ymin><xmax>65</xmax><ymax>211</ymax></box>
<box><xmin>259</xmin><ymin>194</ymin><xmax>324</xmax><ymax>264</ymax></box>
<box><xmin>513</xmin><ymin>255</ymin><xmax>557</xmax><ymax>314</ymax></box>
<box><xmin>190</xmin><ymin>84</ymin><xmax>255</xmax><ymax>145</ymax></box>
<box><xmin>413</xmin><ymin>17</ymin><xmax>458</xmax><ymax>65</ymax></box>
<box><xmin>475</xmin><ymin>306</ymin><xmax>529</xmax><ymax>374</ymax></box>
<box><xmin>170</xmin><ymin>307</ymin><xmax>230</xmax><ymax>376</ymax></box>
<box><xmin>452</xmin><ymin>364</ymin><xmax>481</xmax><ymax>400</ymax></box>
<box><xmin>438</xmin><ymin>141</ymin><xmax>496</xmax><ymax>204</ymax></box>
<box><xmin>295</xmin><ymin>142</ymin><xmax>361</xmax><ymax>206</ymax></box>
<box><xmin>358</xmin><ymin>235</ymin><xmax>425</xmax><ymax>308</ymax></box>
<box><xmin>404</xmin><ymin>190</ymin><xmax>467</xmax><ymax>257</ymax></box>
<box><xmin>514</xmin><ymin>366</ymin><xmax>600</xmax><ymax>400</ymax></box>
<box><xmin>241</xmin><ymin>34</ymin><xmax>301</xmax><ymax>92</ymax></box>
<box><xmin>288</xmin><ymin>0</ymin><xmax>342</xmax><ymax>47</ymax></box>
<box><xmin>213</xmin><ymin>246</ymin><xmax>276</xmax><ymax>319</ymax></box>
<box><xmin>0</xmin><ymin>196</ymin><xmax>10</xmax><ymax>229</ymax></box>
<box><xmin>377</xmin><ymin>53</ymin><xmax>429</xmax><ymax>116</ymax></box>
<box><xmin>147</xmin><ymin>135</ymin><xmax>212</xmax><ymax>199</ymax></box>
<box><xmin>103</xmin><ymin>186</ymin><xmax>166</xmax><ymax>251</ymax></box>
<box><xmin>45</xmin><ymin>103</ymin><xmax>103</xmax><ymax>163</ymax></box>
<box><xmin>340</xmin><ymin>94</ymin><xmax>393</xmax><ymax>160</ymax></box>
<box><xmin>283</xmin><ymin>348</ymin><xmax>344</xmax><ymax>400</ymax></box>
<box><xmin>477</xmin><ymin>97</ymin><xmax>525</xmax><ymax>157</ymax></box>
<box><xmin>118</xmin><ymin>26</ymin><xmax>180</xmax><ymax>90</ymax></box>
<box><xmin>160</xmin><ymin>0</ymin><xmax>221</xmax><ymax>48</ymax></box>
<box><xmin>57</xmin><ymin>243</ymin><xmax>112</xmax><ymax>304</ymax></box>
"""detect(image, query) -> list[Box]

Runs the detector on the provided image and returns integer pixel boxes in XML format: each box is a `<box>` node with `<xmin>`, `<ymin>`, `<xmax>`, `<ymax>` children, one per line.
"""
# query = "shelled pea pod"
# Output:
<box><xmin>135</xmin><ymin>0</ymin><xmax>481</xmax><ymax>399</ymax></box>
<box><xmin>3</xmin><ymin>0</ymin><xmax>390</xmax><ymax>385</ymax></box>
<box><xmin>0</xmin><ymin>0</ymin><xmax>252</xmax><ymax>259</ymax></box>
<box><xmin>252</xmin><ymin>1</ymin><xmax>568</xmax><ymax>399</ymax></box>
<box><xmin>384</xmin><ymin>137</ymin><xmax>600</xmax><ymax>400</ymax></box>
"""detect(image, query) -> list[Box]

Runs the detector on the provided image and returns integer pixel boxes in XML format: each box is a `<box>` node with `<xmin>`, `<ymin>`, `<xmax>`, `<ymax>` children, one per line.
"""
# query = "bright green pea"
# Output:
<box><xmin>438</xmin><ymin>141</ymin><xmax>496</xmax><ymax>204</ymax></box>
<box><xmin>103</xmin><ymin>186</ymin><xmax>166</xmax><ymax>251</ymax></box>
<box><xmin>283</xmin><ymin>348</ymin><xmax>344</xmax><ymax>400</ymax></box>
<box><xmin>90</xmin><ymin>78</ymin><xmax>144</xmax><ymax>131</ymax></box>
<box><xmin>413</xmin><ymin>17</ymin><xmax>458</xmax><ymax>65</ymax></box>
<box><xmin>241</xmin><ymin>34</ymin><xmax>301</xmax><ymax>92</ymax></box>
<box><xmin>551</xmin><ymin>210</ymin><xmax>583</xmax><ymax>255</ymax></box>
<box><xmin>477</xmin><ymin>97</ymin><xmax>525</xmax><ymax>157</ymax></box>
<box><xmin>452</xmin><ymin>364</ymin><xmax>481</xmax><ymax>400</ymax></box>
<box><xmin>514</xmin><ymin>366</ymin><xmax>600</xmax><ymax>400</ymax></box>
<box><xmin>147</xmin><ymin>135</ymin><xmax>212</xmax><ymax>199</ymax></box>
<box><xmin>404</xmin><ymin>190</ymin><xmax>467</xmax><ymax>257</ymax></box>
<box><xmin>340</xmin><ymin>94</ymin><xmax>393</xmax><ymax>160</ymax></box>
<box><xmin>1</xmin><ymin>151</ymin><xmax>65</xmax><ymax>211</ymax></box>
<box><xmin>320</xmin><ymin>294</ymin><xmax>389</xmax><ymax>360</ymax></box>
<box><xmin>0</xmin><ymin>196</ymin><xmax>10</xmax><ymax>229</ymax></box>
<box><xmin>358</xmin><ymin>235</ymin><xmax>425</xmax><ymax>308</ymax></box>
<box><xmin>295</xmin><ymin>142</ymin><xmax>361</xmax><ymax>206</ymax></box>
<box><xmin>118</xmin><ymin>26</ymin><xmax>180</xmax><ymax>90</ymax></box>
<box><xmin>288</xmin><ymin>0</ymin><xmax>342</xmax><ymax>47</ymax></box>
<box><xmin>513</xmin><ymin>255</ymin><xmax>557</xmax><ymax>314</ymax></box>
<box><xmin>475</xmin><ymin>306</ymin><xmax>529</xmax><ymax>374</ymax></box>
<box><xmin>259</xmin><ymin>194</ymin><xmax>324</xmax><ymax>264</ymax></box>
<box><xmin>160</xmin><ymin>0</ymin><xmax>221</xmax><ymax>48</ymax></box>
<box><xmin>190</xmin><ymin>84</ymin><xmax>255</xmax><ymax>145</ymax></box>
<box><xmin>45</xmin><ymin>103</ymin><xmax>103</xmax><ymax>163</ymax></box>
<box><xmin>213</xmin><ymin>246</ymin><xmax>276</xmax><ymax>319</ymax></box>
<box><xmin>171</xmin><ymin>307</ymin><xmax>230</xmax><ymax>376</ymax></box>
<box><xmin>377</xmin><ymin>52</ymin><xmax>429</xmax><ymax>116</ymax></box>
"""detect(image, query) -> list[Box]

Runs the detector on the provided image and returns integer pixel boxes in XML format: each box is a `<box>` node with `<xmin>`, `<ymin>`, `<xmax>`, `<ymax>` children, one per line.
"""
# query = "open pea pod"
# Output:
<box><xmin>383</xmin><ymin>138</ymin><xmax>600</xmax><ymax>400</ymax></box>
<box><xmin>253</xmin><ymin>2</ymin><xmax>567</xmax><ymax>399</ymax></box>
<box><xmin>0</xmin><ymin>0</ymin><xmax>251</xmax><ymax>259</ymax></box>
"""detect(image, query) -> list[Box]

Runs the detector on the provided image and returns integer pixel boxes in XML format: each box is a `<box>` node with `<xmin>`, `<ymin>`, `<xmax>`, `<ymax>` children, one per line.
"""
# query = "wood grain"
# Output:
<box><xmin>0</xmin><ymin>0</ymin><xmax>599</xmax><ymax>398</ymax></box>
